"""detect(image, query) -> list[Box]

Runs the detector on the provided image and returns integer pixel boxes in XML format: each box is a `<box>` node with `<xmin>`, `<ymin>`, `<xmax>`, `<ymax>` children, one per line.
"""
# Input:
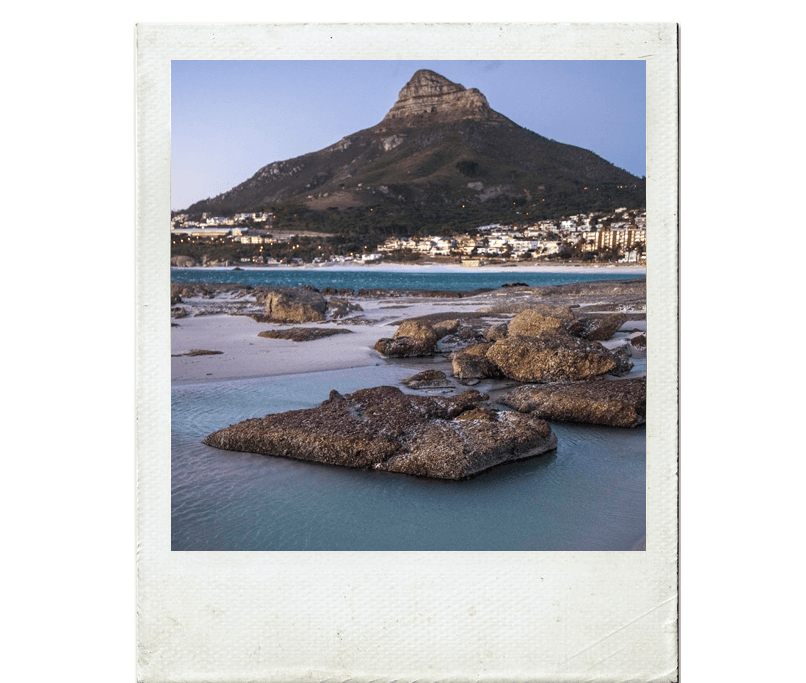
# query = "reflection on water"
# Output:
<box><xmin>172</xmin><ymin>365</ymin><xmax>646</xmax><ymax>551</ymax></box>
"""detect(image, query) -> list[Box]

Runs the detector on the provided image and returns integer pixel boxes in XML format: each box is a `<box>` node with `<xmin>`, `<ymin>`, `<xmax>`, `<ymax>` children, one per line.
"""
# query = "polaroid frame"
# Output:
<box><xmin>136</xmin><ymin>23</ymin><xmax>678</xmax><ymax>682</ymax></box>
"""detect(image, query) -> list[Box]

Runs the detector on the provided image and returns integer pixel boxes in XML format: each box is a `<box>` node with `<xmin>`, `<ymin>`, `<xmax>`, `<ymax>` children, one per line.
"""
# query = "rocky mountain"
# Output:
<box><xmin>182</xmin><ymin>69</ymin><xmax>644</xmax><ymax>233</ymax></box>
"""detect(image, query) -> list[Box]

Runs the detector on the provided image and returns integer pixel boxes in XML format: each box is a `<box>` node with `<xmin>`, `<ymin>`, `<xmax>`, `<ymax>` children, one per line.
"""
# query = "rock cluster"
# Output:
<box><xmin>374</xmin><ymin>305</ymin><xmax>633</xmax><ymax>384</ymax></box>
<box><xmin>500</xmin><ymin>378</ymin><xmax>647</xmax><ymax>428</ymax></box>
<box><xmin>203</xmin><ymin>386</ymin><xmax>557</xmax><ymax>480</ymax></box>
<box><xmin>444</xmin><ymin>307</ymin><xmax>633</xmax><ymax>383</ymax></box>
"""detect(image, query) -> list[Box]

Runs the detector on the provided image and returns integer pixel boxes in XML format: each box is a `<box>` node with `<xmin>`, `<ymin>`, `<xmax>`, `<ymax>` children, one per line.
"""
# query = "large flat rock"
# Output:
<box><xmin>203</xmin><ymin>386</ymin><xmax>557</xmax><ymax>480</ymax></box>
<box><xmin>500</xmin><ymin>377</ymin><xmax>647</xmax><ymax>427</ymax></box>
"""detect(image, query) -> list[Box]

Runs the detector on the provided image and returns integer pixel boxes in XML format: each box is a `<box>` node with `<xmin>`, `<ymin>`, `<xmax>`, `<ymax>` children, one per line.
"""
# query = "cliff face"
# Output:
<box><xmin>378</xmin><ymin>69</ymin><xmax>509</xmax><ymax>128</ymax></box>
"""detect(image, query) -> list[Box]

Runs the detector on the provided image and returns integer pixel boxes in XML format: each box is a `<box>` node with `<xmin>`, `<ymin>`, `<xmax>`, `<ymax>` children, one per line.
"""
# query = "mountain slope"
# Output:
<box><xmin>182</xmin><ymin>70</ymin><xmax>644</xmax><ymax>231</ymax></box>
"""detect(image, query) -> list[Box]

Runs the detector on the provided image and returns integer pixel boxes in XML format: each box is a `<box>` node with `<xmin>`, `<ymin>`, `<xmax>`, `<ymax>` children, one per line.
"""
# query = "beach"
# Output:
<box><xmin>170</xmin><ymin>269</ymin><xmax>647</xmax><ymax>551</ymax></box>
<box><xmin>171</xmin><ymin>269</ymin><xmax>646</xmax><ymax>383</ymax></box>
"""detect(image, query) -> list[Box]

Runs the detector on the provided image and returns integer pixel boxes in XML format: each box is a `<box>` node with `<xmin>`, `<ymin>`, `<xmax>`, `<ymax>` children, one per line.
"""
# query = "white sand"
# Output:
<box><xmin>171</xmin><ymin>315</ymin><xmax>380</xmax><ymax>382</ymax></box>
<box><xmin>171</xmin><ymin>297</ymin><xmax>475</xmax><ymax>383</ymax></box>
<box><xmin>172</xmin><ymin>281</ymin><xmax>647</xmax><ymax>383</ymax></box>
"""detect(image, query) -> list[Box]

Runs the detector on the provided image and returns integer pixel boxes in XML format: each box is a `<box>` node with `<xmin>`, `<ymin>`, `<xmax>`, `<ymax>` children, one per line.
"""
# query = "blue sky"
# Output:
<box><xmin>171</xmin><ymin>60</ymin><xmax>646</xmax><ymax>211</ymax></box>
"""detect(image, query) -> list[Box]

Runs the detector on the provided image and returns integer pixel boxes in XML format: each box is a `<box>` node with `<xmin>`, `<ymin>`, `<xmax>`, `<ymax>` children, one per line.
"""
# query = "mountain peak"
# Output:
<box><xmin>379</xmin><ymin>69</ymin><xmax>506</xmax><ymax>128</ymax></box>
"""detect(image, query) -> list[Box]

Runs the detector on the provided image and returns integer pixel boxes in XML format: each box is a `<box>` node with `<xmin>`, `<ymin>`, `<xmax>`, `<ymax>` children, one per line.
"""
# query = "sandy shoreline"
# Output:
<box><xmin>172</xmin><ymin>281</ymin><xmax>647</xmax><ymax>384</ymax></box>
<box><xmin>172</xmin><ymin>295</ymin><xmax>486</xmax><ymax>383</ymax></box>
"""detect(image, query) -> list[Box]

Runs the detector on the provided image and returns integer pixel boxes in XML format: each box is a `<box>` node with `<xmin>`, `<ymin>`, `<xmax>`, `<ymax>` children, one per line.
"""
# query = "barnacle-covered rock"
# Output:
<box><xmin>203</xmin><ymin>386</ymin><xmax>557</xmax><ymax>480</ymax></box>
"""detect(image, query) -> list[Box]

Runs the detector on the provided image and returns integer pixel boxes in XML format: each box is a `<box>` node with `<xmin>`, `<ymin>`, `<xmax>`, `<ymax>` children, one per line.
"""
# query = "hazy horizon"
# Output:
<box><xmin>171</xmin><ymin>60</ymin><xmax>646</xmax><ymax>211</ymax></box>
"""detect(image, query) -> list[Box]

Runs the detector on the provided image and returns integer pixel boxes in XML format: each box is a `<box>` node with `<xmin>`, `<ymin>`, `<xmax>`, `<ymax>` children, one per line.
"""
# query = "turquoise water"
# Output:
<box><xmin>172</xmin><ymin>363</ymin><xmax>646</xmax><ymax>551</ymax></box>
<box><xmin>170</xmin><ymin>267</ymin><xmax>644</xmax><ymax>292</ymax></box>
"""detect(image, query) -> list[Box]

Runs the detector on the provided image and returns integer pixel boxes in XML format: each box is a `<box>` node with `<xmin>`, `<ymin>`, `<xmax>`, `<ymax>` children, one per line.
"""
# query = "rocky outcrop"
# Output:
<box><xmin>374</xmin><ymin>320</ymin><xmax>439</xmax><ymax>357</ymax></box>
<box><xmin>568</xmin><ymin>313</ymin><xmax>628</xmax><ymax>341</ymax></box>
<box><xmin>264</xmin><ymin>288</ymin><xmax>327</xmax><ymax>323</ymax></box>
<box><xmin>203</xmin><ymin>386</ymin><xmax>557</xmax><ymax>480</ymax></box>
<box><xmin>508</xmin><ymin>310</ymin><xmax>568</xmax><ymax>337</ymax></box>
<box><xmin>258</xmin><ymin>327</ymin><xmax>353</xmax><ymax>342</ymax></box>
<box><xmin>486</xmin><ymin>333</ymin><xmax>632</xmax><ymax>383</ymax></box>
<box><xmin>379</xmin><ymin>69</ymin><xmax>508</xmax><ymax>128</ymax></box>
<box><xmin>631</xmin><ymin>333</ymin><xmax>647</xmax><ymax>350</ymax></box>
<box><xmin>500</xmin><ymin>378</ymin><xmax>647</xmax><ymax>428</ymax></box>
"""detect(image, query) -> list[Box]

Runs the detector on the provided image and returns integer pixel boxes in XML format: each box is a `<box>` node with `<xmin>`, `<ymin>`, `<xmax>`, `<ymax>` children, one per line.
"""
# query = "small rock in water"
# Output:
<box><xmin>402</xmin><ymin>370</ymin><xmax>452</xmax><ymax>389</ymax></box>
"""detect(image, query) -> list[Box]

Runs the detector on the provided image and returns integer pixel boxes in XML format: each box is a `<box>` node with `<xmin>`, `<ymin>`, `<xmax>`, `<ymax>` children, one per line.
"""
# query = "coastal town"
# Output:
<box><xmin>171</xmin><ymin>206</ymin><xmax>647</xmax><ymax>267</ymax></box>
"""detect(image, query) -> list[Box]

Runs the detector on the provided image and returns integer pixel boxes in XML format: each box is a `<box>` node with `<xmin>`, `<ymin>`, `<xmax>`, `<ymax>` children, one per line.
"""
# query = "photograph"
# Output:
<box><xmin>169</xmin><ymin>60</ymin><xmax>649</xmax><ymax>551</ymax></box>
<box><xmin>137</xmin><ymin>22</ymin><xmax>679</xmax><ymax>683</ymax></box>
